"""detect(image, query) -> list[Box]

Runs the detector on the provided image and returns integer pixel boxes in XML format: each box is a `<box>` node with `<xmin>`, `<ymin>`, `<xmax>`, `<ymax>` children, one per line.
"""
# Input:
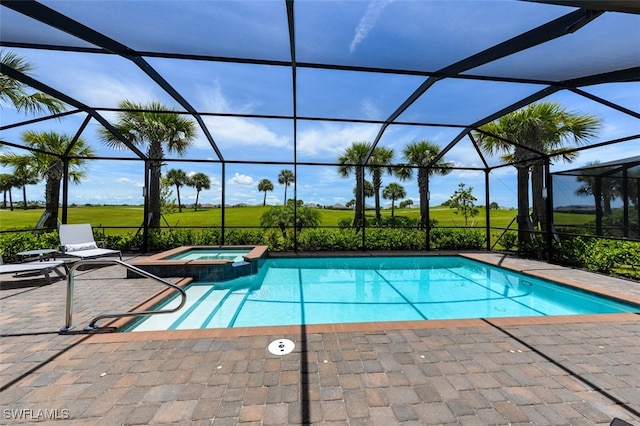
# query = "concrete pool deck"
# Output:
<box><xmin>1</xmin><ymin>251</ymin><xmax>639</xmax><ymax>424</ymax></box>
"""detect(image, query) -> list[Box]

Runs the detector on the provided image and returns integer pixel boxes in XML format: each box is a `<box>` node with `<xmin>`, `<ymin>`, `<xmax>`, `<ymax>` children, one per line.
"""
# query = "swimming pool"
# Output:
<box><xmin>127</xmin><ymin>256</ymin><xmax>639</xmax><ymax>331</ymax></box>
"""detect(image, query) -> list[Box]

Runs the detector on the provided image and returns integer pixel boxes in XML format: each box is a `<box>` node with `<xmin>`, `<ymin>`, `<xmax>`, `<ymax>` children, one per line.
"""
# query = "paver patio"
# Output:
<box><xmin>1</xmin><ymin>252</ymin><xmax>639</xmax><ymax>425</ymax></box>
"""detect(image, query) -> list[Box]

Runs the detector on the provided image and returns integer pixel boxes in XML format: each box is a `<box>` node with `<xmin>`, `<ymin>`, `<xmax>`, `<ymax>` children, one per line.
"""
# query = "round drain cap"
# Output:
<box><xmin>268</xmin><ymin>338</ymin><xmax>295</xmax><ymax>355</ymax></box>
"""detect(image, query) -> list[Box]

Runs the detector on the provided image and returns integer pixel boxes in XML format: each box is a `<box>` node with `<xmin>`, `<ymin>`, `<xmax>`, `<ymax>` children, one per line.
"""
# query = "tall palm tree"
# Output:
<box><xmin>277</xmin><ymin>169</ymin><xmax>294</xmax><ymax>205</ymax></box>
<box><xmin>98</xmin><ymin>100</ymin><xmax>196</xmax><ymax>228</ymax></box>
<box><xmin>189</xmin><ymin>172</ymin><xmax>210</xmax><ymax>211</ymax></box>
<box><xmin>3</xmin><ymin>131</ymin><xmax>95</xmax><ymax>229</ymax></box>
<box><xmin>0</xmin><ymin>50</ymin><xmax>66</xmax><ymax>115</ymax></box>
<box><xmin>369</xmin><ymin>146</ymin><xmax>395</xmax><ymax>220</ymax></box>
<box><xmin>165</xmin><ymin>168</ymin><xmax>188</xmax><ymax>212</ymax></box>
<box><xmin>475</xmin><ymin>102</ymin><xmax>601</xmax><ymax>244</ymax></box>
<box><xmin>382</xmin><ymin>182</ymin><xmax>406</xmax><ymax>218</ymax></box>
<box><xmin>258</xmin><ymin>178</ymin><xmax>274</xmax><ymax>207</ymax></box>
<box><xmin>398</xmin><ymin>140</ymin><xmax>451</xmax><ymax>228</ymax></box>
<box><xmin>338</xmin><ymin>142</ymin><xmax>371</xmax><ymax>227</ymax></box>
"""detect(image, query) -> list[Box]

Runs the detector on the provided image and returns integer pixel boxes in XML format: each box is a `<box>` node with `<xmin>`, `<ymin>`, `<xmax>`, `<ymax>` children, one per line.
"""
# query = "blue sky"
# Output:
<box><xmin>1</xmin><ymin>0</ymin><xmax>639</xmax><ymax>210</ymax></box>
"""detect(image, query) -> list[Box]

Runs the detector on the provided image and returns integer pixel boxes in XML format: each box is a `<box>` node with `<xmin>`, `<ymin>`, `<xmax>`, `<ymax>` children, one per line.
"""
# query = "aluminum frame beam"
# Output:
<box><xmin>3</xmin><ymin>0</ymin><xmax>224</xmax><ymax>161</ymax></box>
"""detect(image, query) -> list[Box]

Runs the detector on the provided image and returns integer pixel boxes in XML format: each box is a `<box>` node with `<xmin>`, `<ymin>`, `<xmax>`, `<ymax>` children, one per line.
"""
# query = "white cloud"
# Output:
<box><xmin>116</xmin><ymin>177</ymin><xmax>137</xmax><ymax>185</ymax></box>
<box><xmin>297</xmin><ymin>123</ymin><xmax>379</xmax><ymax>157</ymax></box>
<box><xmin>203</xmin><ymin>116</ymin><xmax>289</xmax><ymax>149</ymax></box>
<box><xmin>350</xmin><ymin>0</ymin><xmax>394</xmax><ymax>53</ymax></box>
<box><xmin>228</xmin><ymin>172</ymin><xmax>253</xmax><ymax>186</ymax></box>
<box><xmin>360</xmin><ymin>99</ymin><xmax>382</xmax><ymax>120</ymax></box>
<box><xmin>195</xmin><ymin>84</ymin><xmax>290</xmax><ymax>150</ymax></box>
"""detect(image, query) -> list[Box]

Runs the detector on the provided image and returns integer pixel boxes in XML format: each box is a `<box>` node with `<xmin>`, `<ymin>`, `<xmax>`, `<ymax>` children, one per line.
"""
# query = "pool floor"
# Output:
<box><xmin>128</xmin><ymin>256</ymin><xmax>639</xmax><ymax>331</ymax></box>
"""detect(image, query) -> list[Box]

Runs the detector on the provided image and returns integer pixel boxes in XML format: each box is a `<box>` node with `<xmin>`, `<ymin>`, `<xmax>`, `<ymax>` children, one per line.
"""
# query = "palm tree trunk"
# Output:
<box><xmin>531</xmin><ymin>163</ymin><xmax>546</xmax><ymax>231</ymax></box>
<box><xmin>516</xmin><ymin>166</ymin><xmax>531</xmax><ymax>245</ymax></box>
<box><xmin>195</xmin><ymin>190</ymin><xmax>200</xmax><ymax>212</ymax></box>
<box><xmin>149</xmin><ymin>160</ymin><xmax>162</xmax><ymax>228</ymax></box>
<box><xmin>8</xmin><ymin>189</ymin><xmax>14</xmax><ymax>211</ymax></box>
<box><xmin>354</xmin><ymin>166</ymin><xmax>364</xmax><ymax>227</ymax></box>
<box><xmin>263</xmin><ymin>191</ymin><xmax>267</xmax><ymax>207</ymax></box>
<box><xmin>418</xmin><ymin>170</ymin><xmax>428</xmax><ymax>229</ymax></box>
<box><xmin>42</xmin><ymin>159</ymin><xmax>63</xmax><ymax>229</ymax></box>
<box><xmin>22</xmin><ymin>185</ymin><xmax>28</xmax><ymax>210</ymax></box>
<box><xmin>44</xmin><ymin>177</ymin><xmax>61</xmax><ymax>229</ymax></box>
<box><xmin>176</xmin><ymin>184</ymin><xmax>182</xmax><ymax>213</ymax></box>
<box><xmin>373</xmin><ymin>172</ymin><xmax>382</xmax><ymax>220</ymax></box>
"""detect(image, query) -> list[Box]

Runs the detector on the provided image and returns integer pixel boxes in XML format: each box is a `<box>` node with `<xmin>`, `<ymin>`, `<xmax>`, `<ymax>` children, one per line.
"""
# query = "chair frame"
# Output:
<box><xmin>59</xmin><ymin>224</ymin><xmax>122</xmax><ymax>260</ymax></box>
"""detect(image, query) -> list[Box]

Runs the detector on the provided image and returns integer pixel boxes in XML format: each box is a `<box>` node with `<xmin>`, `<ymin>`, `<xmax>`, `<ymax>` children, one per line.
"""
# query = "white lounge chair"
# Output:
<box><xmin>59</xmin><ymin>224</ymin><xmax>122</xmax><ymax>260</ymax></box>
<box><xmin>0</xmin><ymin>256</ymin><xmax>66</xmax><ymax>284</ymax></box>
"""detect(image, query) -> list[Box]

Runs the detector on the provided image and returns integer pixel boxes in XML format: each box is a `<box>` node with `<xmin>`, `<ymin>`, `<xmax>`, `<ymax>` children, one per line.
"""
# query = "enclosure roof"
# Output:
<box><xmin>553</xmin><ymin>156</ymin><xmax>640</xmax><ymax>178</ymax></box>
<box><xmin>1</xmin><ymin>0</ymin><xmax>639</xmax><ymax>169</ymax></box>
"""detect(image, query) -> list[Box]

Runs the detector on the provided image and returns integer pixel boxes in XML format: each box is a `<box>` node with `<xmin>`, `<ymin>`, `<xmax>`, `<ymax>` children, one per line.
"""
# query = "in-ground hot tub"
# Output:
<box><xmin>129</xmin><ymin>245</ymin><xmax>268</xmax><ymax>281</ymax></box>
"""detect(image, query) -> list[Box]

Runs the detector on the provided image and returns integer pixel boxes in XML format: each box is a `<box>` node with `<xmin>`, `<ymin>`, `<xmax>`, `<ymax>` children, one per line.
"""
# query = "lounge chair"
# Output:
<box><xmin>59</xmin><ymin>224</ymin><xmax>122</xmax><ymax>260</ymax></box>
<box><xmin>0</xmin><ymin>256</ymin><xmax>66</xmax><ymax>284</ymax></box>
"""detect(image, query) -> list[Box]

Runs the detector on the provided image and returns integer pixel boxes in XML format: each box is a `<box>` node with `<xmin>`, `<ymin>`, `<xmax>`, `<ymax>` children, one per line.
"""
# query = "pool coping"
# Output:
<box><xmin>132</xmin><ymin>244</ymin><xmax>269</xmax><ymax>264</ymax></box>
<box><xmin>126</xmin><ymin>245</ymin><xmax>269</xmax><ymax>281</ymax></box>
<box><xmin>83</xmin><ymin>251</ymin><xmax>640</xmax><ymax>344</ymax></box>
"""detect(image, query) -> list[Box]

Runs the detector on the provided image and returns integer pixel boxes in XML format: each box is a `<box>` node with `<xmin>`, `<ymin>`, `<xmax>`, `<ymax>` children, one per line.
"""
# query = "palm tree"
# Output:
<box><xmin>0</xmin><ymin>155</ymin><xmax>40</xmax><ymax>210</ymax></box>
<box><xmin>277</xmin><ymin>169</ymin><xmax>294</xmax><ymax>205</ymax></box>
<box><xmin>0</xmin><ymin>174</ymin><xmax>15</xmax><ymax>210</ymax></box>
<box><xmin>98</xmin><ymin>100</ymin><xmax>196</xmax><ymax>228</ymax></box>
<box><xmin>338</xmin><ymin>142</ymin><xmax>371</xmax><ymax>227</ymax></box>
<box><xmin>12</xmin><ymin>164</ymin><xmax>39</xmax><ymax>209</ymax></box>
<box><xmin>369</xmin><ymin>146</ymin><xmax>395</xmax><ymax>220</ymax></box>
<box><xmin>382</xmin><ymin>182</ymin><xmax>406</xmax><ymax>218</ymax></box>
<box><xmin>189</xmin><ymin>172</ymin><xmax>210</xmax><ymax>211</ymax></box>
<box><xmin>3</xmin><ymin>131</ymin><xmax>95</xmax><ymax>229</ymax></box>
<box><xmin>574</xmin><ymin>162</ymin><xmax>621</xmax><ymax>216</ymax></box>
<box><xmin>475</xmin><ymin>102</ymin><xmax>601</xmax><ymax>244</ymax></box>
<box><xmin>165</xmin><ymin>168</ymin><xmax>188</xmax><ymax>212</ymax></box>
<box><xmin>258</xmin><ymin>178</ymin><xmax>274</xmax><ymax>206</ymax></box>
<box><xmin>398</xmin><ymin>140</ymin><xmax>451</xmax><ymax>228</ymax></box>
<box><xmin>0</xmin><ymin>50</ymin><xmax>66</xmax><ymax>115</ymax></box>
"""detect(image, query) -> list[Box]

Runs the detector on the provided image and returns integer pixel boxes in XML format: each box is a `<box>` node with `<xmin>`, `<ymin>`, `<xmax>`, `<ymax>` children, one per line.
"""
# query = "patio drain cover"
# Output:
<box><xmin>268</xmin><ymin>338</ymin><xmax>295</xmax><ymax>355</ymax></box>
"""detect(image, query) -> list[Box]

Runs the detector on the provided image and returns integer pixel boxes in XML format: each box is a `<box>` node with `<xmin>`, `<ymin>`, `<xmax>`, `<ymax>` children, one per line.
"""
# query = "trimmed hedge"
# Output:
<box><xmin>1</xmin><ymin>227</ymin><xmax>636</xmax><ymax>280</ymax></box>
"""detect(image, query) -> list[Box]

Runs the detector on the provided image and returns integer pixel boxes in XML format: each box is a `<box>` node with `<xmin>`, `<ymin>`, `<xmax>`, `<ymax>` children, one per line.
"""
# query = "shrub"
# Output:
<box><xmin>0</xmin><ymin>231</ymin><xmax>59</xmax><ymax>261</ymax></box>
<box><xmin>552</xmin><ymin>235</ymin><xmax>640</xmax><ymax>278</ymax></box>
<box><xmin>498</xmin><ymin>231</ymin><xmax>518</xmax><ymax>251</ymax></box>
<box><xmin>431</xmin><ymin>228</ymin><xmax>485</xmax><ymax>250</ymax></box>
<box><xmin>364</xmin><ymin>228</ymin><xmax>425</xmax><ymax>250</ymax></box>
<box><xmin>297</xmin><ymin>228</ymin><xmax>360</xmax><ymax>251</ymax></box>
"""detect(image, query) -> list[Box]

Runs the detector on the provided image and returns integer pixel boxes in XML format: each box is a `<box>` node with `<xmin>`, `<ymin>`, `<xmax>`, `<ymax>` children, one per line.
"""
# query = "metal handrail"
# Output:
<box><xmin>60</xmin><ymin>259</ymin><xmax>187</xmax><ymax>333</ymax></box>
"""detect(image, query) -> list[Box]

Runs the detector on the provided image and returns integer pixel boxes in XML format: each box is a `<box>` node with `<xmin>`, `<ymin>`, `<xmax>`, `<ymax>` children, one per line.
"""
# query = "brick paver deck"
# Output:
<box><xmin>1</xmin><ymin>252</ymin><xmax>638</xmax><ymax>425</ymax></box>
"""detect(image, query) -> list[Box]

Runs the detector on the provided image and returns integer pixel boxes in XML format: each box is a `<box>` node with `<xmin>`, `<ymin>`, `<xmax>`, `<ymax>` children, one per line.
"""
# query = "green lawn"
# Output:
<box><xmin>0</xmin><ymin>205</ymin><xmax>594</xmax><ymax>235</ymax></box>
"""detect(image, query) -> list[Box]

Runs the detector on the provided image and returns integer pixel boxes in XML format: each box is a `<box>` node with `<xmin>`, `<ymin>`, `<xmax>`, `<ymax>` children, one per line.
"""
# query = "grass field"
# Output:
<box><xmin>0</xmin><ymin>205</ymin><xmax>595</xmax><ymax>235</ymax></box>
<box><xmin>0</xmin><ymin>205</ymin><xmax>515</xmax><ymax>232</ymax></box>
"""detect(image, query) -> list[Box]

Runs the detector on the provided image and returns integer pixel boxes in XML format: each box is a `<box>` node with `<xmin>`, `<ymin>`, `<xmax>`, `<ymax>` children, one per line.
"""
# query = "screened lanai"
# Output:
<box><xmin>1</xmin><ymin>0</ymin><xmax>639</xmax><ymax>254</ymax></box>
<box><xmin>553</xmin><ymin>156</ymin><xmax>640</xmax><ymax>239</ymax></box>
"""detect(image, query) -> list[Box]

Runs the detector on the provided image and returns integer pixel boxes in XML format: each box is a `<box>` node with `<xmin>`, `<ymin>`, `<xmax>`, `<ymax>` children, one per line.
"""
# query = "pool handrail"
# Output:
<box><xmin>60</xmin><ymin>258</ymin><xmax>187</xmax><ymax>333</ymax></box>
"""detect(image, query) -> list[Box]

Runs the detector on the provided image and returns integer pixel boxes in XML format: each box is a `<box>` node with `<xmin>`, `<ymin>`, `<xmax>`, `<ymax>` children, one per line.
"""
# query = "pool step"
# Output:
<box><xmin>131</xmin><ymin>285</ymin><xmax>214</xmax><ymax>331</ymax></box>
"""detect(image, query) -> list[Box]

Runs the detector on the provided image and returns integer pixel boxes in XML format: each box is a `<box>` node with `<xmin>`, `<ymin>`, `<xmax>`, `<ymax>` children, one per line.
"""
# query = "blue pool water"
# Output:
<box><xmin>128</xmin><ymin>256</ymin><xmax>639</xmax><ymax>331</ymax></box>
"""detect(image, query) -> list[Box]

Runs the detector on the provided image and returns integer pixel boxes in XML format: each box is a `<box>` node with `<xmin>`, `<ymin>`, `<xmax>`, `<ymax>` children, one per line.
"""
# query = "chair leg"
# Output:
<box><xmin>53</xmin><ymin>267</ymin><xmax>66</xmax><ymax>280</ymax></box>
